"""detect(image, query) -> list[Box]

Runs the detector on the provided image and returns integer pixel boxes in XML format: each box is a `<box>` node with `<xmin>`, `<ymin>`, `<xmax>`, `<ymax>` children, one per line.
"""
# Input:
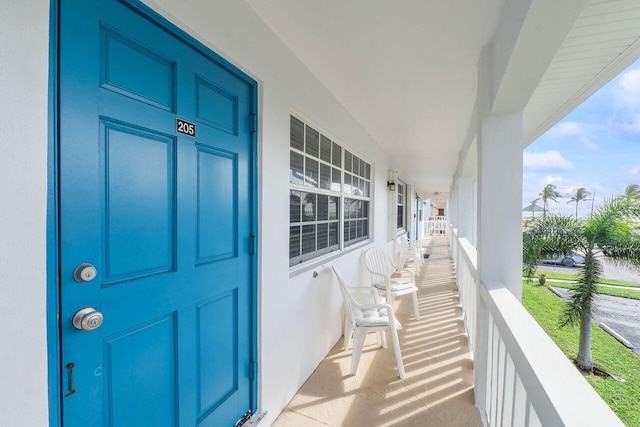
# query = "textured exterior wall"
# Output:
<box><xmin>0</xmin><ymin>1</ymin><xmax>51</xmax><ymax>425</ymax></box>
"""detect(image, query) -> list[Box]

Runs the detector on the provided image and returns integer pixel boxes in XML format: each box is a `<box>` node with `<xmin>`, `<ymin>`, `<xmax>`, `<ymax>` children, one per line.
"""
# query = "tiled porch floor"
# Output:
<box><xmin>273</xmin><ymin>235</ymin><xmax>482</xmax><ymax>427</ymax></box>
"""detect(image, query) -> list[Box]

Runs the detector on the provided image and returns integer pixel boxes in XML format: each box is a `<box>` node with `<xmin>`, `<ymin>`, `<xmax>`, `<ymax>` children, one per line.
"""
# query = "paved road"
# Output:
<box><xmin>551</xmin><ymin>287</ymin><xmax>640</xmax><ymax>357</ymax></box>
<box><xmin>539</xmin><ymin>257</ymin><xmax>640</xmax><ymax>285</ymax></box>
<box><xmin>602</xmin><ymin>259</ymin><xmax>640</xmax><ymax>285</ymax></box>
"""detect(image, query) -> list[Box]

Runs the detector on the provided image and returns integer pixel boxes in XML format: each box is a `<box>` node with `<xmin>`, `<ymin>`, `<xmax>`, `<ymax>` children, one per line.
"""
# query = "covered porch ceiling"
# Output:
<box><xmin>245</xmin><ymin>0</ymin><xmax>640</xmax><ymax>195</ymax></box>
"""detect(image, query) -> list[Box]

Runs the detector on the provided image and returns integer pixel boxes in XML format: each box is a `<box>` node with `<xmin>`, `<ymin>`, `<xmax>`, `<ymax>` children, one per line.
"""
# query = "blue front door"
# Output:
<box><xmin>58</xmin><ymin>1</ymin><xmax>256</xmax><ymax>425</ymax></box>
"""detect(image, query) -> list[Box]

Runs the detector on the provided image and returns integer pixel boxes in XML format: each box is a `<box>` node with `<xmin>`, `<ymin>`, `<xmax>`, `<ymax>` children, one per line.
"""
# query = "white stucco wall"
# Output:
<box><xmin>0</xmin><ymin>1</ymin><xmax>51</xmax><ymax>425</ymax></box>
<box><xmin>131</xmin><ymin>1</ymin><xmax>396</xmax><ymax>425</ymax></box>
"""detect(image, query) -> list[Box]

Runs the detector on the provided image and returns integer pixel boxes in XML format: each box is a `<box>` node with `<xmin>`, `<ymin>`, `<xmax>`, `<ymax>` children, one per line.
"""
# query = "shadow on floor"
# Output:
<box><xmin>273</xmin><ymin>236</ymin><xmax>482</xmax><ymax>427</ymax></box>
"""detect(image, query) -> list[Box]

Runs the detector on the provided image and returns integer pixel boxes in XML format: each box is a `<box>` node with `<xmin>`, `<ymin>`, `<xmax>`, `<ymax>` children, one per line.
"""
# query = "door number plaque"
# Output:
<box><xmin>176</xmin><ymin>118</ymin><xmax>196</xmax><ymax>137</ymax></box>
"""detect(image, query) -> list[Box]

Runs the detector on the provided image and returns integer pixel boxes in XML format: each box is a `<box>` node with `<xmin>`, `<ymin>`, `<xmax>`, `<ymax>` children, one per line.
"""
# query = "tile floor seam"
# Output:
<box><xmin>287</xmin><ymin>409</ymin><xmax>334</xmax><ymax>426</ymax></box>
<box><xmin>400</xmin><ymin>380</ymin><xmax>447</xmax><ymax>427</ymax></box>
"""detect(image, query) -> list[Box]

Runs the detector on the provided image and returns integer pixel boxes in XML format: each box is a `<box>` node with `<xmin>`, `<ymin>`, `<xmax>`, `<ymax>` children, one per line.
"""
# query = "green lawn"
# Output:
<box><xmin>538</xmin><ymin>270</ymin><xmax>640</xmax><ymax>288</ymax></box>
<box><xmin>522</xmin><ymin>281</ymin><xmax>640</xmax><ymax>426</ymax></box>
<box><xmin>546</xmin><ymin>280</ymin><xmax>640</xmax><ymax>301</ymax></box>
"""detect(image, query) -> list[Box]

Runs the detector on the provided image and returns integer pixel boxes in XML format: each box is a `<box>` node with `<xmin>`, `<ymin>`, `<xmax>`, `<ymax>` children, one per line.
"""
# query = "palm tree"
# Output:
<box><xmin>523</xmin><ymin>197</ymin><xmax>640</xmax><ymax>371</ymax></box>
<box><xmin>623</xmin><ymin>184</ymin><xmax>640</xmax><ymax>201</ymax></box>
<box><xmin>567</xmin><ymin>187</ymin><xmax>591</xmax><ymax>219</ymax></box>
<box><xmin>539</xmin><ymin>184</ymin><xmax>561</xmax><ymax>218</ymax></box>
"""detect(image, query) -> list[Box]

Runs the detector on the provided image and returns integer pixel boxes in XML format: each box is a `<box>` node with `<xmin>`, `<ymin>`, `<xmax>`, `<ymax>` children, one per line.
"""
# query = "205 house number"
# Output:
<box><xmin>176</xmin><ymin>118</ymin><xmax>196</xmax><ymax>137</ymax></box>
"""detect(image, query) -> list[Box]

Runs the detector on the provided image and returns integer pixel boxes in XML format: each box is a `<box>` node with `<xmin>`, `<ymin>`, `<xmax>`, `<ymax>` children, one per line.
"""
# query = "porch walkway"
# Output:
<box><xmin>273</xmin><ymin>235</ymin><xmax>482</xmax><ymax>426</ymax></box>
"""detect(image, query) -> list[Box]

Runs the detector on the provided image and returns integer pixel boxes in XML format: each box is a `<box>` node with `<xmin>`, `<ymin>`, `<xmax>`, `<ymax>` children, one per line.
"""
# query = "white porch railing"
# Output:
<box><xmin>426</xmin><ymin>216</ymin><xmax>448</xmax><ymax>236</ymax></box>
<box><xmin>450</xmin><ymin>226</ymin><xmax>623</xmax><ymax>427</ymax></box>
<box><xmin>452</xmin><ymin>229</ymin><xmax>478</xmax><ymax>353</ymax></box>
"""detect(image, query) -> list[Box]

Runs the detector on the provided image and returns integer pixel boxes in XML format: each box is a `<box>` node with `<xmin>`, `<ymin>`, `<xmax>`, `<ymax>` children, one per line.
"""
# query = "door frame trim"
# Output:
<box><xmin>47</xmin><ymin>0</ymin><xmax>61</xmax><ymax>424</ymax></box>
<box><xmin>48</xmin><ymin>1</ymin><xmax>260</xmax><ymax>424</ymax></box>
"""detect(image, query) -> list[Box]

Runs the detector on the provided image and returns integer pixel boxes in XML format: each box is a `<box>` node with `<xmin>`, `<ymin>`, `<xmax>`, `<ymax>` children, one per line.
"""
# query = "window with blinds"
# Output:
<box><xmin>397</xmin><ymin>182</ymin><xmax>406</xmax><ymax>230</ymax></box>
<box><xmin>289</xmin><ymin>115</ymin><xmax>372</xmax><ymax>266</ymax></box>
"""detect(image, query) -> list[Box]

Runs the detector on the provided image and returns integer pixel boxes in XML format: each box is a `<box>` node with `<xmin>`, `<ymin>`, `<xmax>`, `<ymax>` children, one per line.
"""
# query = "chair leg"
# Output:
<box><xmin>412</xmin><ymin>291</ymin><xmax>420</xmax><ymax>320</ymax></box>
<box><xmin>380</xmin><ymin>331</ymin><xmax>388</xmax><ymax>348</ymax></box>
<box><xmin>350</xmin><ymin>329</ymin><xmax>367</xmax><ymax>376</ymax></box>
<box><xmin>389</xmin><ymin>326</ymin><xmax>405</xmax><ymax>379</ymax></box>
<box><xmin>344</xmin><ymin>319</ymin><xmax>353</xmax><ymax>351</ymax></box>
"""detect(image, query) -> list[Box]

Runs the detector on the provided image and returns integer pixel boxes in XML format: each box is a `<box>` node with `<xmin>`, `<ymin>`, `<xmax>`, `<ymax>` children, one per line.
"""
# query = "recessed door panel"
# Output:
<box><xmin>104</xmin><ymin>314</ymin><xmax>178</xmax><ymax>427</ymax></box>
<box><xmin>101</xmin><ymin>26</ymin><xmax>176</xmax><ymax>111</ymax></box>
<box><xmin>197</xmin><ymin>291</ymin><xmax>238</xmax><ymax>420</ymax></box>
<box><xmin>102</xmin><ymin>120</ymin><xmax>176</xmax><ymax>282</ymax></box>
<box><xmin>196</xmin><ymin>147</ymin><xmax>237</xmax><ymax>264</ymax></box>
<box><xmin>196</xmin><ymin>76</ymin><xmax>238</xmax><ymax>135</ymax></box>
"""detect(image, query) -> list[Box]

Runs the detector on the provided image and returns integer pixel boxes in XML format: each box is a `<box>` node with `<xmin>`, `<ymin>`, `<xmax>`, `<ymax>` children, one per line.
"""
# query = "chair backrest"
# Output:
<box><xmin>395</xmin><ymin>233</ymin><xmax>414</xmax><ymax>250</ymax></box>
<box><xmin>363</xmin><ymin>248</ymin><xmax>395</xmax><ymax>286</ymax></box>
<box><xmin>331</xmin><ymin>266</ymin><xmax>357</xmax><ymax>326</ymax></box>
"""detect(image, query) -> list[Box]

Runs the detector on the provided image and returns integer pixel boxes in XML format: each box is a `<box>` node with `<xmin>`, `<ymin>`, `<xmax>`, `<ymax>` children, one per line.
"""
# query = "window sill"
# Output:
<box><xmin>396</xmin><ymin>228</ymin><xmax>407</xmax><ymax>237</ymax></box>
<box><xmin>288</xmin><ymin>239</ymin><xmax>372</xmax><ymax>278</ymax></box>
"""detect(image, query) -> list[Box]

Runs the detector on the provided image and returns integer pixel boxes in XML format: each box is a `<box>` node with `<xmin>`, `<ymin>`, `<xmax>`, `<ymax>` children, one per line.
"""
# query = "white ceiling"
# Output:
<box><xmin>245</xmin><ymin>0</ymin><xmax>640</xmax><ymax>194</ymax></box>
<box><xmin>245</xmin><ymin>0</ymin><xmax>504</xmax><ymax>193</ymax></box>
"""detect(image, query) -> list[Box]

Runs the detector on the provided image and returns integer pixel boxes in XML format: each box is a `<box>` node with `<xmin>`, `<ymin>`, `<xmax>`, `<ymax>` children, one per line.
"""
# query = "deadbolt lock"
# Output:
<box><xmin>73</xmin><ymin>263</ymin><xmax>97</xmax><ymax>283</ymax></box>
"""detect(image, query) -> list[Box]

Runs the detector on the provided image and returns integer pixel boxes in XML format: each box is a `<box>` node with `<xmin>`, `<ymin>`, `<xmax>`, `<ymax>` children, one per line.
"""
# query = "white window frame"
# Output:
<box><xmin>396</xmin><ymin>181</ymin><xmax>407</xmax><ymax>231</ymax></box>
<box><xmin>289</xmin><ymin>115</ymin><xmax>373</xmax><ymax>267</ymax></box>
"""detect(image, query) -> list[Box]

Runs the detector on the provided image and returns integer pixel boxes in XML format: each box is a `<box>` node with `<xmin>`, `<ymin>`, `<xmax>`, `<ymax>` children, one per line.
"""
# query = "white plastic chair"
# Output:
<box><xmin>394</xmin><ymin>233</ymin><xmax>423</xmax><ymax>274</ymax></box>
<box><xmin>364</xmin><ymin>247</ymin><xmax>421</xmax><ymax>320</ymax></box>
<box><xmin>331</xmin><ymin>266</ymin><xmax>406</xmax><ymax>379</ymax></box>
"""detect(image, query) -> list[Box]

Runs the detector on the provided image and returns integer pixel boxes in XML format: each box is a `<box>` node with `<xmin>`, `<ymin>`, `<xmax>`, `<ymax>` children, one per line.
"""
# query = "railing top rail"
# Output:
<box><xmin>457</xmin><ymin>237</ymin><xmax>477</xmax><ymax>272</ymax></box>
<box><xmin>480</xmin><ymin>283</ymin><xmax>624</xmax><ymax>427</ymax></box>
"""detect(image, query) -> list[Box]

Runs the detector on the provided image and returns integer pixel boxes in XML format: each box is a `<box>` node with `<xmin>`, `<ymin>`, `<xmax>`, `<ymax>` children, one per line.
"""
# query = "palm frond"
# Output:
<box><xmin>601</xmin><ymin>240</ymin><xmax>640</xmax><ymax>271</ymax></box>
<box><xmin>522</xmin><ymin>214</ymin><xmax>583</xmax><ymax>278</ymax></box>
<box><xmin>588</xmin><ymin>197</ymin><xmax>640</xmax><ymax>246</ymax></box>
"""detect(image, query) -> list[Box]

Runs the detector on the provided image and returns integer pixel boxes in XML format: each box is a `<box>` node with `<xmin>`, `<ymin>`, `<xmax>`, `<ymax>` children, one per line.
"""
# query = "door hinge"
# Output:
<box><xmin>234</xmin><ymin>410</ymin><xmax>267</xmax><ymax>427</ymax></box>
<box><xmin>235</xmin><ymin>409</ymin><xmax>267</xmax><ymax>427</ymax></box>
<box><xmin>249</xmin><ymin>360</ymin><xmax>256</xmax><ymax>381</ymax></box>
<box><xmin>249</xmin><ymin>114</ymin><xmax>257</xmax><ymax>134</ymax></box>
<box><xmin>235</xmin><ymin>410</ymin><xmax>252</xmax><ymax>427</ymax></box>
<box><xmin>249</xmin><ymin>235</ymin><xmax>257</xmax><ymax>255</ymax></box>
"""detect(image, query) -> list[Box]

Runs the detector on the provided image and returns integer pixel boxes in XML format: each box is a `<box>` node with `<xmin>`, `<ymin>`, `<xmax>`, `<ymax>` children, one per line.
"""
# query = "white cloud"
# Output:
<box><xmin>614</xmin><ymin>66</ymin><xmax>640</xmax><ymax>110</ymax></box>
<box><xmin>625</xmin><ymin>165</ymin><xmax>640</xmax><ymax>181</ymax></box>
<box><xmin>545</xmin><ymin>121</ymin><xmax>598</xmax><ymax>151</ymax></box>
<box><xmin>544</xmin><ymin>175</ymin><xmax>564</xmax><ymax>185</ymax></box>
<box><xmin>620</xmin><ymin>67</ymin><xmax>640</xmax><ymax>94</ymax></box>
<box><xmin>523</xmin><ymin>151</ymin><xmax>573</xmax><ymax>171</ymax></box>
<box><xmin>548</xmin><ymin>121</ymin><xmax>584</xmax><ymax>138</ymax></box>
<box><xmin>617</xmin><ymin>114</ymin><xmax>640</xmax><ymax>135</ymax></box>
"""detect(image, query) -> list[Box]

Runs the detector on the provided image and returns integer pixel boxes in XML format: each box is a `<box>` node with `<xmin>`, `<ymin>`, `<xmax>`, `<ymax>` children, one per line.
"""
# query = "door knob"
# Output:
<box><xmin>72</xmin><ymin>307</ymin><xmax>104</xmax><ymax>331</ymax></box>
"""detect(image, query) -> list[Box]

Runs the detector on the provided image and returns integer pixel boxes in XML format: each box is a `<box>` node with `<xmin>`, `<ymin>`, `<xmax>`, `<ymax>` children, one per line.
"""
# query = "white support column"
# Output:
<box><xmin>473</xmin><ymin>111</ymin><xmax>524</xmax><ymax>415</ymax></box>
<box><xmin>449</xmin><ymin>180</ymin><xmax>457</xmax><ymax>230</ymax></box>
<box><xmin>477</xmin><ymin>112</ymin><xmax>523</xmax><ymax>299</ymax></box>
<box><xmin>457</xmin><ymin>178</ymin><xmax>474</xmax><ymax>242</ymax></box>
<box><xmin>471</xmin><ymin>178</ymin><xmax>478</xmax><ymax>247</ymax></box>
<box><xmin>408</xmin><ymin>184</ymin><xmax>416</xmax><ymax>240</ymax></box>
<box><xmin>478</xmin><ymin>112</ymin><xmax>523</xmax><ymax>300</ymax></box>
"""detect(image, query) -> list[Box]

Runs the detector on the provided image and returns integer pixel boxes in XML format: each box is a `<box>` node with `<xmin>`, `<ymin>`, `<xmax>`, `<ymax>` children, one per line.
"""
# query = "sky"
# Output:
<box><xmin>523</xmin><ymin>59</ymin><xmax>640</xmax><ymax>218</ymax></box>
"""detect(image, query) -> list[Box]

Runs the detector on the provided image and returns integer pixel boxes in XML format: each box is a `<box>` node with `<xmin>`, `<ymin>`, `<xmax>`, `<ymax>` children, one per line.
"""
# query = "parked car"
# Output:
<box><xmin>541</xmin><ymin>252</ymin><xmax>585</xmax><ymax>267</ymax></box>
